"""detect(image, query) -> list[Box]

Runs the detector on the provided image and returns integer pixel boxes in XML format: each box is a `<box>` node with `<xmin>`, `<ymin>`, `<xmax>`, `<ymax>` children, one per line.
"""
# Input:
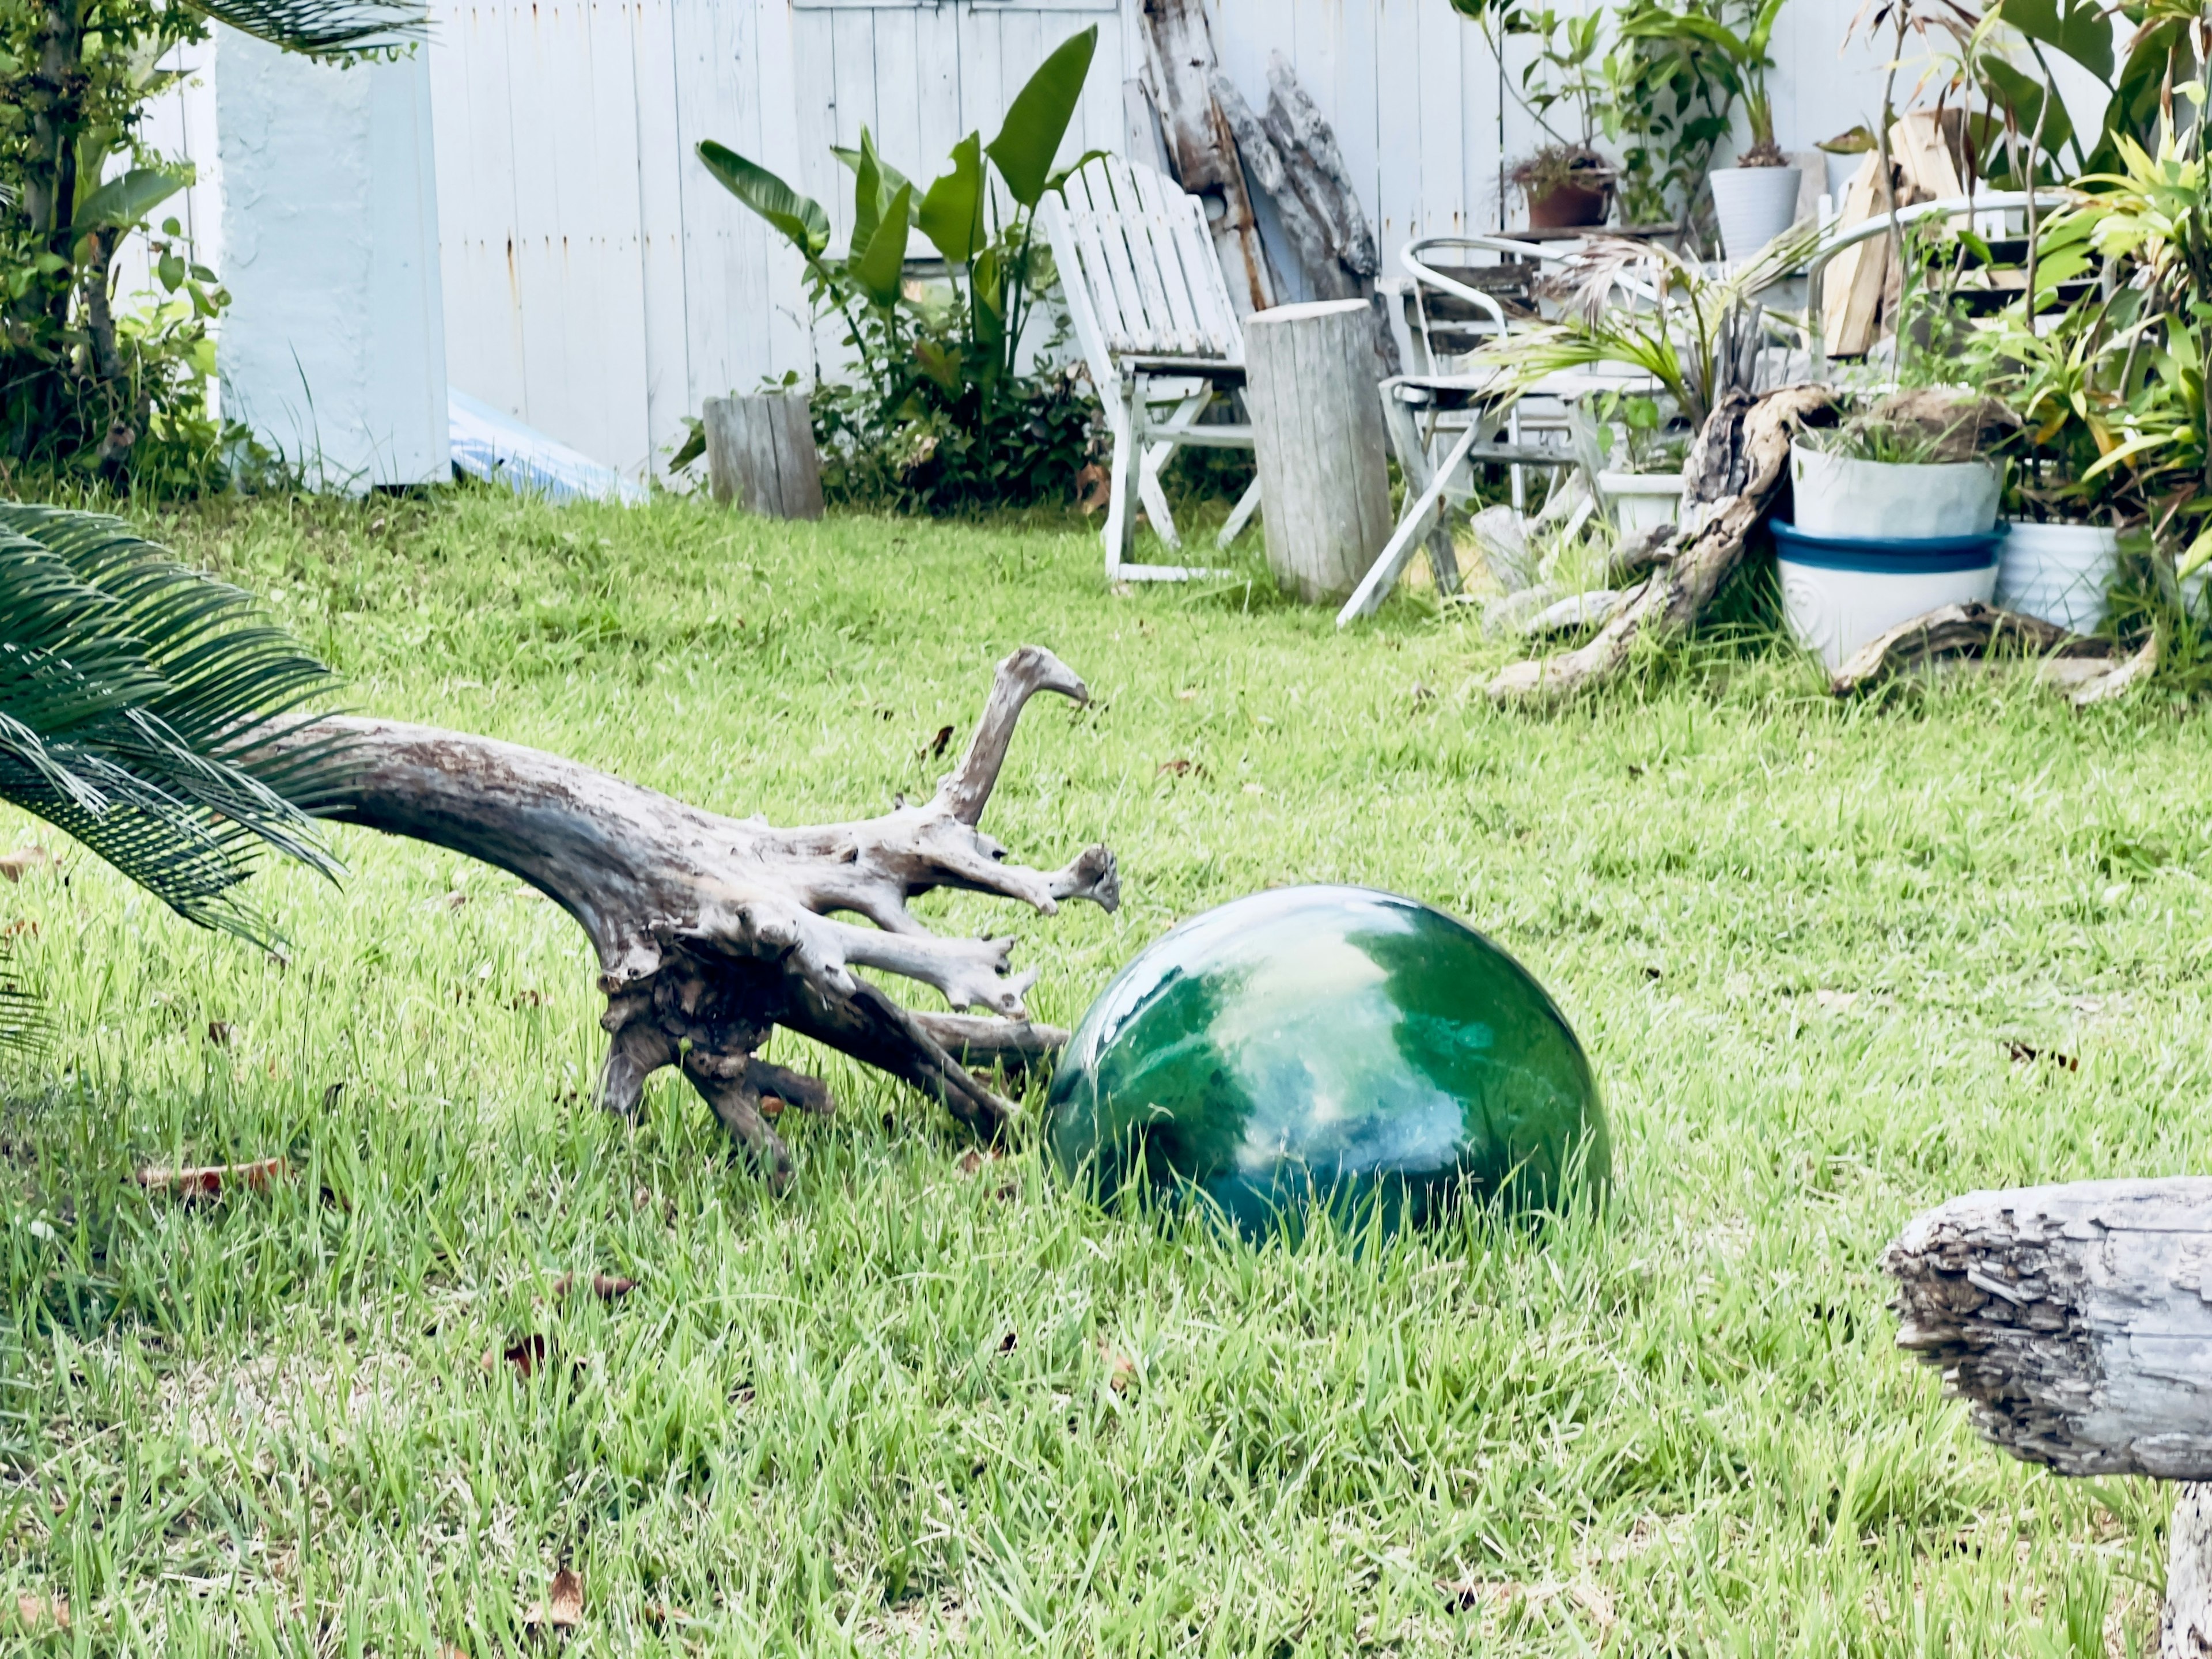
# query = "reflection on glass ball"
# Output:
<box><xmin>1046</xmin><ymin>886</ymin><xmax>1608</xmax><ymax>1239</ymax></box>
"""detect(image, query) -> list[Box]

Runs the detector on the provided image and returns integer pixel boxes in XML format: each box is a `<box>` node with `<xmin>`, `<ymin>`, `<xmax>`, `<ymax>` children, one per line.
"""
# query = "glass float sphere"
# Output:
<box><xmin>1046</xmin><ymin>885</ymin><xmax>1608</xmax><ymax>1238</ymax></box>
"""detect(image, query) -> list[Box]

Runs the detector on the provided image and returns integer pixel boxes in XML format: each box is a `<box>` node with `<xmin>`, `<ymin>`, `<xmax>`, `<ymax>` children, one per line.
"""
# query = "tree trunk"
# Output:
<box><xmin>311</xmin><ymin>646</ymin><xmax>1115</xmax><ymax>1188</ymax></box>
<box><xmin>1487</xmin><ymin>384</ymin><xmax>1836</xmax><ymax>706</ymax></box>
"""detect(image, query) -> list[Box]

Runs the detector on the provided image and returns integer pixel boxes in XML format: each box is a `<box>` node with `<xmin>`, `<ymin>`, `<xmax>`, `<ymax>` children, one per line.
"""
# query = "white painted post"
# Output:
<box><xmin>1243</xmin><ymin>298</ymin><xmax>1394</xmax><ymax>603</ymax></box>
<box><xmin>215</xmin><ymin>29</ymin><xmax>448</xmax><ymax>491</ymax></box>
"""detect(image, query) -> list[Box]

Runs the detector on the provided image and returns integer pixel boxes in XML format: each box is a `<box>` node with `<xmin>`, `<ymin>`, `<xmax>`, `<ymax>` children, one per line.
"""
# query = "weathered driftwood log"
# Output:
<box><xmin>1139</xmin><ymin>0</ymin><xmax>1272</xmax><ymax>316</ymax></box>
<box><xmin>1487</xmin><ymin>384</ymin><xmax>1837</xmax><ymax>706</ymax></box>
<box><xmin>317</xmin><ymin>646</ymin><xmax>1113</xmax><ymax>1188</ymax></box>
<box><xmin>1882</xmin><ymin>1180</ymin><xmax>2212</xmax><ymax>1655</ymax></box>
<box><xmin>1827</xmin><ymin>602</ymin><xmax>2107</xmax><ymax>696</ymax></box>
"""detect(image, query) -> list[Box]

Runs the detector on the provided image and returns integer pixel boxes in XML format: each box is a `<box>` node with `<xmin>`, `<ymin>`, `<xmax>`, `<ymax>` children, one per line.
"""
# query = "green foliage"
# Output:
<box><xmin>695</xmin><ymin>28</ymin><xmax>1102</xmax><ymax>514</ymax></box>
<box><xmin>0</xmin><ymin>503</ymin><xmax>349</xmax><ymax>945</ymax></box>
<box><xmin>0</xmin><ymin>0</ymin><xmax>425</xmax><ymax>489</ymax></box>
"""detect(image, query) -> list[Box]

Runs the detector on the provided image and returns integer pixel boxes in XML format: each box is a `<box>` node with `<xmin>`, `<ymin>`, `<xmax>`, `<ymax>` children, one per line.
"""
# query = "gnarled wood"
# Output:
<box><xmin>1827</xmin><ymin>602</ymin><xmax>2105</xmax><ymax>696</ymax></box>
<box><xmin>1881</xmin><ymin>1180</ymin><xmax>2212</xmax><ymax>1652</ymax></box>
<box><xmin>1487</xmin><ymin>384</ymin><xmax>1836</xmax><ymax>706</ymax></box>
<box><xmin>315</xmin><ymin>646</ymin><xmax>1114</xmax><ymax>1187</ymax></box>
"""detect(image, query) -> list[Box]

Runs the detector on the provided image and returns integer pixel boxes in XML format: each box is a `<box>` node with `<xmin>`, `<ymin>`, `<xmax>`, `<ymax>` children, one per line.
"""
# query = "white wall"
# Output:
<box><xmin>216</xmin><ymin>28</ymin><xmax>450</xmax><ymax>490</ymax></box>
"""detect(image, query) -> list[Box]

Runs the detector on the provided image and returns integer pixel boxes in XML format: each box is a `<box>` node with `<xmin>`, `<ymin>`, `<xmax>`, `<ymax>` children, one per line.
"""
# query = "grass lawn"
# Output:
<box><xmin>2</xmin><ymin>487</ymin><xmax>2206</xmax><ymax>1655</ymax></box>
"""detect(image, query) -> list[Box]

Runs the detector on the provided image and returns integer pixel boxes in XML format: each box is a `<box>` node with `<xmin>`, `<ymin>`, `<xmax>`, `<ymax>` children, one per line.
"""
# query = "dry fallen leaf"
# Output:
<box><xmin>1075</xmin><ymin>462</ymin><xmax>1109</xmax><ymax>516</ymax></box>
<box><xmin>486</xmin><ymin>1334</ymin><xmax>550</xmax><ymax>1377</ymax></box>
<box><xmin>0</xmin><ymin>846</ymin><xmax>55</xmax><ymax>883</ymax></box>
<box><xmin>2006</xmin><ymin>1040</ymin><xmax>2080</xmax><ymax>1073</ymax></box>
<box><xmin>521</xmin><ymin>1567</ymin><xmax>584</xmax><ymax>1630</ymax></box>
<box><xmin>510</xmin><ymin>989</ymin><xmax>547</xmax><ymax>1009</ymax></box>
<box><xmin>12</xmin><ymin>1595</ymin><xmax>68</xmax><ymax>1631</ymax></box>
<box><xmin>205</xmin><ymin>1020</ymin><xmax>236</xmax><ymax>1047</ymax></box>
<box><xmin>135</xmin><ymin>1156</ymin><xmax>290</xmax><ymax>1202</ymax></box>
<box><xmin>443</xmin><ymin>889</ymin><xmax>469</xmax><ymax>910</ymax></box>
<box><xmin>551</xmin><ymin>1272</ymin><xmax>639</xmax><ymax>1301</ymax></box>
<box><xmin>1175</xmin><ymin>686</ymin><xmax>1200</xmax><ymax>700</ymax></box>
<box><xmin>925</xmin><ymin>724</ymin><xmax>955</xmax><ymax>760</ymax></box>
<box><xmin>1156</xmin><ymin>758</ymin><xmax>1192</xmax><ymax>777</ymax></box>
<box><xmin>1</xmin><ymin>918</ymin><xmax>36</xmax><ymax>938</ymax></box>
<box><xmin>1100</xmin><ymin>1343</ymin><xmax>1138</xmax><ymax>1396</ymax></box>
<box><xmin>512</xmin><ymin>884</ymin><xmax>547</xmax><ymax>902</ymax></box>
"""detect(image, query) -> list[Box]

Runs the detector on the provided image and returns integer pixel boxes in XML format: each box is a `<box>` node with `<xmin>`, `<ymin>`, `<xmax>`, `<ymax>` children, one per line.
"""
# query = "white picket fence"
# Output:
<box><xmin>142</xmin><ymin>0</ymin><xmax>1894</xmax><ymax>486</ymax></box>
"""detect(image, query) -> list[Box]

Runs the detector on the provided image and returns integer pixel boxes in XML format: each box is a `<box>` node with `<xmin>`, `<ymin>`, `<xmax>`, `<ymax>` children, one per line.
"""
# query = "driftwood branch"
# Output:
<box><xmin>1883</xmin><ymin>1180</ymin><xmax>2212</xmax><ymax>1656</ymax></box>
<box><xmin>1828</xmin><ymin>602</ymin><xmax>2109</xmax><ymax>696</ymax></box>
<box><xmin>1139</xmin><ymin>0</ymin><xmax>1272</xmax><ymax>315</ymax></box>
<box><xmin>317</xmin><ymin>646</ymin><xmax>1113</xmax><ymax>1187</ymax></box>
<box><xmin>1488</xmin><ymin>384</ymin><xmax>1837</xmax><ymax>706</ymax></box>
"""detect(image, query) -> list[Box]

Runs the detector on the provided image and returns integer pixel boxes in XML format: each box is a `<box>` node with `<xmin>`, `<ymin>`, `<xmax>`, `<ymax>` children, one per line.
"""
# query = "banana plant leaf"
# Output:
<box><xmin>986</xmin><ymin>25</ymin><xmax>1098</xmax><ymax>208</ymax></box>
<box><xmin>73</xmin><ymin>168</ymin><xmax>187</xmax><ymax>232</ymax></box>
<box><xmin>919</xmin><ymin>133</ymin><xmax>986</xmax><ymax>266</ymax></box>
<box><xmin>697</xmin><ymin>142</ymin><xmax>832</xmax><ymax>259</ymax></box>
<box><xmin>849</xmin><ymin>183</ymin><xmax>914</xmax><ymax>308</ymax></box>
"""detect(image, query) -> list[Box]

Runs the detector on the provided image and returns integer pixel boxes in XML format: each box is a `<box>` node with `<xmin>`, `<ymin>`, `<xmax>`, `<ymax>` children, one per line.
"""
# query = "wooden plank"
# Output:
<box><xmin>581</xmin><ymin>0</ymin><xmax>654</xmax><ymax>476</ymax></box>
<box><xmin>630</xmin><ymin>0</ymin><xmax>693</xmax><ymax>482</ymax></box>
<box><xmin>1118</xmin><ymin>164</ymin><xmax>1194</xmax><ymax>353</ymax></box>
<box><xmin>1371</xmin><ymin>0</ymin><xmax>1421</xmax><ymax>254</ymax></box>
<box><xmin>427</xmin><ymin>0</ymin><xmax>528</xmax><ymax>412</ymax></box>
<box><xmin>872</xmin><ymin>5</ymin><xmax>925</xmax><ymax>176</ymax></box>
<box><xmin>674</xmin><ymin>0</ymin><xmax>778</xmax><ymax>400</ymax></box>
<box><xmin>1416</xmin><ymin>0</ymin><xmax>1466</xmax><ymax>240</ymax></box>
<box><xmin>915</xmin><ymin>6</ymin><xmax>965</xmax><ymax>172</ymax></box>
<box><xmin>1823</xmin><ymin>151</ymin><xmax>1894</xmax><ymax>358</ymax></box>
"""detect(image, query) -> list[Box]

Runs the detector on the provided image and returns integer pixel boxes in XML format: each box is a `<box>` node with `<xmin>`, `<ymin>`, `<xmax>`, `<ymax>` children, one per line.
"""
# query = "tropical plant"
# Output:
<box><xmin>0</xmin><ymin>503</ymin><xmax>351</xmax><ymax>951</ymax></box>
<box><xmin>1617</xmin><ymin>0</ymin><xmax>1792</xmax><ymax>163</ymax></box>
<box><xmin>1469</xmin><ymin>221</ymin><xmax>1823</xmax><ymax>429</ymax></box>
<box><xmin>1601</xmin><ymin>0</ymin><xmax>1750</xmax><ymax>224</ymax></box>
<box><xmin>1</xmin><ymin>0</ymin><xmax>427</xmax><ymax>486</ymax></box>
<box><xmin>691</xmin><ymin>28</ymin><xmax>1103</xmax><ymax>512</ymax></box>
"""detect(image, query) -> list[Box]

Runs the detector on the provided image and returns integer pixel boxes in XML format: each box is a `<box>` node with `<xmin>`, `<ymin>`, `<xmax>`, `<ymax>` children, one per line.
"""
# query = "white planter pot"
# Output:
<box><xmin>1596</xmin><ymin>469</ymin><xmax>1684</xmax><ymax>537</ymax></box>
<box><xmin>1790</xmin><ymin>443</ymin><xmax>2001</xmax><ymax>539</ymax></box>
<box><xmin>1710</xmin><ymin>166</ymin><xmax>1803</xmax><ymax>262</ymax></box>
<box><xmin>1995</xmin><ymin>520</ymin><xmax>2119</xmax><ymax>634</ymax></box>
<box><xmin>1778</xmin><ymin>555</ymin><xmax>2000</xmax><ymax>672</ymax></box>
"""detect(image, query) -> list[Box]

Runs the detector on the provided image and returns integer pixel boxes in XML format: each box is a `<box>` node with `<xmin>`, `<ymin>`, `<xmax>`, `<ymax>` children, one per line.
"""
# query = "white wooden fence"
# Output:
<box><xmin>147</xmin><ymin>0</ymin><xmax>1896</xmax><ymax>486</ymax></box>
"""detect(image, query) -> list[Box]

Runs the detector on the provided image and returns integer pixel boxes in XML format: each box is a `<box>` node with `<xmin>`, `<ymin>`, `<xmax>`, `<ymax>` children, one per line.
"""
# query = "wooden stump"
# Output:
<box><xmin>703</xmin><ymin>393</ymin><xmax>824</xmax><ymax>521</ymax></box>
<box><xmin>1243</xmin><ymin>298</ymin><xmax>1393</xmax><ymax>603</ymax></box>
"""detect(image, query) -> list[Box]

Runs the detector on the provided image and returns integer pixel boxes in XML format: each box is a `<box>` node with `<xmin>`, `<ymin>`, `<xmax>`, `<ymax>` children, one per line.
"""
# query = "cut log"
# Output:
<box><xmin>1881</xmin><ymin>1180</ymin><xmax>2212</xmax><ymax>1654</ymax></box>
<box><xmin>1139</xmin><ymin>0</ymin><xmax>1273</xmax><ymax>316</ymax></box>
<box><xmin>1827</xmin><ymin>601</ymin><xmax>2107</xmax><ymax>696</ymax></box>
<box><xmin>1881</xmin><ymin>1180</ymin><xmax>2212</xmax><ymax>1479</ymax></box>
<box><xmin>1244</xmin><ymin>298</ymin><xmax>1396</xmax><ymax>602</ymax></box>
<box><xmin>1488</xmin><ymin>384</ymin><xmax>1836</xmax><ymax>705</ymax></box>
<box><xmin>703</xmin><ymin>393</ymin><xmax>824</xmax><ymax>521</ymax></box>
<box><xmin>310</xmin><ymin>646</ymin><xmax>1114</xmax><ymax>1188</ymax></box>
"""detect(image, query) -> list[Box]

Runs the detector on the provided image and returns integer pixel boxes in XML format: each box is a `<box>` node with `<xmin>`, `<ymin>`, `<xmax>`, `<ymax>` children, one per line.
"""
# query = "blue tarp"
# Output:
<box><xmin>448</xmin><ymin>388</ymin><xmax>648</xmax><ymax>506</ymax></box>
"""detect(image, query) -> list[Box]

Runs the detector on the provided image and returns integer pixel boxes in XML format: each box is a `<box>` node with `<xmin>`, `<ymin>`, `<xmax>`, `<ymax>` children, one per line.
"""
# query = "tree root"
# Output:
<box><xmin>315</xmin><ymin>646</ymin><xmax>1116</xmax><ymax>1188</ymax></box>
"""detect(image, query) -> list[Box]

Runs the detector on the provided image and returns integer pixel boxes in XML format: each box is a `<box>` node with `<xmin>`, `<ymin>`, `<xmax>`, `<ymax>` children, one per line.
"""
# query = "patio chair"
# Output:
<box><xmin>1342</xmin><ymin>236</ymin><xmax>1662</xmax><ymax>624</ymax></box>
<box><xmin>1040</xmin><ymin>156</ymin><xmax>1263</xmax><ymax>582</ymax></box>
<box><xmin>1802</xmin><ymin>190</ymin><xmax>2071</xmax><ymax>378</ymax></box>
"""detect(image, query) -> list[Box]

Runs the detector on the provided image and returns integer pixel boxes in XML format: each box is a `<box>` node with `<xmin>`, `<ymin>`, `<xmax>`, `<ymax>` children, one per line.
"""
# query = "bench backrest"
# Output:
<box><xmin>1041</xmin><ymin>156</ymin><xmax>1245</xmax><ymax>389</ymax></box>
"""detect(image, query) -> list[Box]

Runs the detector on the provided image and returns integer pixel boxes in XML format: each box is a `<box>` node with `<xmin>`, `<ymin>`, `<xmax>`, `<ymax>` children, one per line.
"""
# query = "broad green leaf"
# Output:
<box><xmin>1982</xmin><ymin>58</ymin><xmax>2074</xmax><ymax>159</ymax></box>
<box><xmin>1994</xmin><ymin>0</ymin><xmax>2113</xmax><ymax>84</ymax></box>
<box><xmin>849</xmin><ymin>182</ymin><xmax>912</xmax><ymax>307</ymax></box>
<box><xmin>696</xmin><ymin>141</ymin><xmax>830</xmax><ymax>257</ymax></box>
<box><xmin>987</xmin><ymin>25</ymin><xmax>1098</xmax><ymax>209</ymax></box>
<box><xmin>919</xmin><ymin>133</ymin><xmax>986</xmax><ymax>264</ymax></box>
<box><xmin>73</xmin><ymin>168</ymin><xmax>185</xmax><ymax>231</ymax></box>
<box><xmin>834</xmin><ymin>133</ymin><xmax>916</xmax><ymax>224</ymax></box>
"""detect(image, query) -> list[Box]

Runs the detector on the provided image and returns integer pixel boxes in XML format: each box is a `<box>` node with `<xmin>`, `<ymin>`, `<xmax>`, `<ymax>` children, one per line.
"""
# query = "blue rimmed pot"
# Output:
<box><xmin>1773</xmin><ymin>521</ymin><xmax>2006</xmax><ymax>672</ymax></box>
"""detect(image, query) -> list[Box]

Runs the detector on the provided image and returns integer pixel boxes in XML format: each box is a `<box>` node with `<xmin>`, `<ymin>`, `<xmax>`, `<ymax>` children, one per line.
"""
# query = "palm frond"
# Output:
<box><xmin>0</xmin><ymin>505</ymin><xmax>354</xmax><ymax>946</ymax></box>
<box><xmin>186</xmin><ymin>0</ymin><xmax>427</xmax><ymax>60</ymax></box>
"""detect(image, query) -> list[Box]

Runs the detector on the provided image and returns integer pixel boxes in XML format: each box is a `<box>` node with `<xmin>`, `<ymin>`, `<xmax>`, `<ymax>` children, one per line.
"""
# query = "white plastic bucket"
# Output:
<box><xmin>1596</xmin><ymin>470</ymin><xmax>1684</xmax><ymax>537</ymax></box>
<box><xmin>1790</xmin><ymin>443</ymin><xmax>2001</xmax><ymax>539</ymax></box>
<box><xmin>1995</xmin><ymin>520</ymin><xmax>2119</xmax><ymax>634</ymax></box>
<box><xmin>1710</xmin><ymin>166</ymin><xmax>1803</xmax><ymax>262</ymax></box>
<box><xmin>1778</xmin><ymin>556</ymin><xmax>2000</xmax><ymax>672</ymax></box>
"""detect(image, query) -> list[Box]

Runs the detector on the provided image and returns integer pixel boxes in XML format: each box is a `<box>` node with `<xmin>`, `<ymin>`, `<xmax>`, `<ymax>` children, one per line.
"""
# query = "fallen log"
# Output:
<box><xmin>1881</xmin><ymin>1180</ymin><xmax>2212</xmax><ymax>1655</ymax></box>
<box><xmin>1827</xmin><ymin>601</ymin><xmax>2106</xmax><ymax>696</ymax></box>
<box><xmin>1488</xmin><ymin>384</ymin><xmax>1836</xmax><ymax>706</ymax></box>
<box><xmin>315</xmin><ymin>646</ymin><xmax>1114</xmax><ymax>1188</ymax></box>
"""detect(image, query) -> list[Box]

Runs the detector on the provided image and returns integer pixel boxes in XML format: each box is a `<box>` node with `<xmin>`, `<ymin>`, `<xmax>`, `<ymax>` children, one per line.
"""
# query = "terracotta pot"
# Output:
<box><xmin>1527</xmin><ymin>178</ymin><xmax>1611</xmax><ymax>230</ymax></box>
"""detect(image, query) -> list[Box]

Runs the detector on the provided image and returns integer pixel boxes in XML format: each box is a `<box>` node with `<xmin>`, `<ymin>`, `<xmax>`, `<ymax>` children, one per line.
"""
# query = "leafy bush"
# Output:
<box><xmin>0</xmin><ymin>0</ymin><xmax>425</xmax><ymax>490</ymax></box>
<box><xmin>692</xmin><ymin>28</ymin><xmax>1103</xmax><ymax>514</ymax></box>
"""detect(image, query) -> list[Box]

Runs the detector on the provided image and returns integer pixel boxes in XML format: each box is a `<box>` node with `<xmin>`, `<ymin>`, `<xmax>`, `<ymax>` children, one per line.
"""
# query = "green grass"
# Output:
<box><xmin>1</xmin><ymin>485</ymin><xmax>2205</xmax><ymax>1655</ymax></box>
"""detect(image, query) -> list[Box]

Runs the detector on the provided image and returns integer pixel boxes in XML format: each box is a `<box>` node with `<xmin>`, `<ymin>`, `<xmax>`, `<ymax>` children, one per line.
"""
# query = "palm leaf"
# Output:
<box><xmin>0</xmin><ymin>505</ymin><xmax>354</xmax><ymax>947</ymax></box>
<box><xmin>186</xmin><ymin>0</ymin><xmax>427</xmax><ymax>59</ymax></box>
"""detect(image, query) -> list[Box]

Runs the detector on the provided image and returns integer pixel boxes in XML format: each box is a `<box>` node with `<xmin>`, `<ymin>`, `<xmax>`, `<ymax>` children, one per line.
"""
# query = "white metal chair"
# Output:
<box><xmin>1343</xmin><ymin>236</ymin><xmax>1662</xmax><ymax>624</ymax></box>
<box><xmin>1802</xmin><ymin>191</ymin><xmax>2070</xmax><ymax>377</ymax></box>
<box><xmin>1041</xmin><ymin>157</ymin><xmax>1264</xmax><ymax>582</ymax></box>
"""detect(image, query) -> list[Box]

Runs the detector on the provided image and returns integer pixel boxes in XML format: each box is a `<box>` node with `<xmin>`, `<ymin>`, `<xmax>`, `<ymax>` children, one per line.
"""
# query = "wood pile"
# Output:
<box><xmin>1821</xmin><ymin>111</ymin><xmax>1974</xmax><ymax>358</ymax></box>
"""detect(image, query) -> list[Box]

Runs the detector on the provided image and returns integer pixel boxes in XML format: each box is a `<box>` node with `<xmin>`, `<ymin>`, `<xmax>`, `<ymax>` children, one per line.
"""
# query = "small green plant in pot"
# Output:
<box><xmin>690</xmin><ymin>28</ymin><xmax>1103</xmax><ymax>513</ymax></box>
<box><xmin>1623</xmin><ymin>0</ymin><xmax>1797</xmax><ymax>257</ymax></box>
<box><xmin>1452</xmin><ymin>0</ymin><xmax>1618</xmax><ymax>228</ymax></box>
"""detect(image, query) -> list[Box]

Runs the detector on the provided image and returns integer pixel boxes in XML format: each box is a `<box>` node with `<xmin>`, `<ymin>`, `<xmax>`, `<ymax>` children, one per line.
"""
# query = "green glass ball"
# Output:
<box><xmin>1046</xmin><ymin>886</ymin><xmax>1608</xmax><ymax>1238</ymax></box>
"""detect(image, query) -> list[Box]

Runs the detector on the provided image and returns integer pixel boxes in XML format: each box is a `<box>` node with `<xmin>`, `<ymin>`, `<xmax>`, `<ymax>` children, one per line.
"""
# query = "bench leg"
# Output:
<box><xmin>1101</xmin><ymin>377</ymin><xmax>1142</xmax><ymax>578</ymax></box>
<box><xmin>1382</xmin><ymin>390</ymin><xmax>1461</xmax><ymax>597</ymax></box>
<box><xmin>1217</xmin><ymin>474</ymin><xmax>1262</xmax><ymax>548</ymax></box>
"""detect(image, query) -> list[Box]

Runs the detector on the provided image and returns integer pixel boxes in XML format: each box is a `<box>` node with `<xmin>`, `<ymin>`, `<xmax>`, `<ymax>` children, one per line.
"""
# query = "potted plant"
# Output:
<box><xmin>1626</xmin><ymin>0</ymin><xmax>1798</xmax><ymax>258</ymax></box>
<box><xmin>1474</xmin><ymin>224</ymin><xmax>1820</xmax><ymax>531</ymax></box>
<box><xmin>1453</xmin><ymin>1</ymin><xmax>1619</xmax><ymax>229</ymax></box>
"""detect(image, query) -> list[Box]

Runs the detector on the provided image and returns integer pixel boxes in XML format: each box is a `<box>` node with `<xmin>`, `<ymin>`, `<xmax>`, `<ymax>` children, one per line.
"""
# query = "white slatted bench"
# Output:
<box><xmin>1042</xmin><ymin>157</ymin><xmax>1262</xmax><ymax>582</ymax></box>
